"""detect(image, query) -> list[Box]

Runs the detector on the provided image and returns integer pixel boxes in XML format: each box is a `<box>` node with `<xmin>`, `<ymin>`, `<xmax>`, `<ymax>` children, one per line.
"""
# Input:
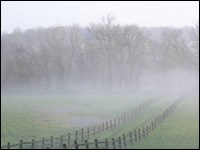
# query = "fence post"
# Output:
<box><xmin>154</xmin><ymin>117</ymin><xmax>157</xmax><ymax>129</ymax></box>
<box><xmin>130</xmin><ymin>132</ymin><xmax>133</xmax><ymax>144</ymax></box>
<box><xmin>118</xmin><ymin>137</ymin><xmax>121</xmax><ymax>149</ymax></box>
<box><xmin>160</xmin><ymin>115</ymin><xmax>162</xmax><ymax>124</ymax></box>
<box><xmin>87</xmin><ymin>128</ymin><xmax>89</xmax><ymax>139</ymax></box>
<box><xmin>162</xmin><ymin>112</ymin><xmax>165</xmax><ymax>122</ymax></box>
<box><xmin>93</xmin><ymin>126</ymin><xmax>96</xmax><ymax>135</ymax></box>
<box><xmin>146</xmin><ymin>125</ymin><xmax>149</xmax><ymax>137</ymax></box>
<box><xmin>166</xmin><ymin>109</ymin><xmax>169</xmax><ymax>117</ymax></box>
<box><xmin>85</xmin><ymin>140</ymin><xmax>89</xmax><ymax>149</ymax></box>
<box><xmin>63</xmin><ymin>144</ymin><xmax>66</xmax><ymax>149</ymax></box>
<box><xmin>7</xmin><ymin>142</ymin><xmax>10</xmax><ymax>149</ymax></box>
<box><xmin>105</xmin><ymin>139</ymin><xmax>108</xmax><ymax>149</ymax></box>
<box><xmin>68</xmin><ymin>133</ymin><xmax>71</xmax><ymax>149</ymax></box>
<box><xmin>112</xmin><ymin>138</ymin><xmax>115</xmax><ymax>149</ymax></box>
<box><xmin>143</xmin><ymin>127</ymin><xmax>145</xmax><ymax>139</ymax></box>
<box><xmin>123</xmin><ymin>134</ymin><xmax>126</xmax><ymax>148</ymax></box>
<box><xmin>157</xmin><ymin>116</ymin><xmax>159</xmax><ymax>126</ymax></box>
<box><xmin>74</xmin><ymin>141</ymin><xmax>78</xmax><ymax>149</ymax></box>
<box><xmin>159</xmin><ymin>115</ymin><xmax>161</xmax><ymax>124</ymax></box>
<box><xmin>114</xmin><ymin>118</ymin><xmax>116</xmax><ymax>128</ymax></box>
<box><xmin>121</xmin><ymin>116</ymin><xmax>123</xmax><ymax>125</ymax></box>
<box><xmin>42</xmin><ymin>138</ymin><xmax>45</xmax><ymax>149</ymax></box>
<box><xmin>124</xmin><ymin>113</ymin><xmax>126</xmax><ymax>123</ymax></box>
<box><xmin>134</xmin><ymin>130</ymin><xmax>137</xmax><ymax>142</ymax></box>
<box><xmin>32</xmin><ymin>139</ymin><xmax>34</xmax><ymax>149</ymax></box>
<box><xmin>95</xmin><ymin>139</ymin><xmax>98</xmax><ymax>149</ymax></box>
<box><xmin>151</xmin><ymin>121</ymin><xmax>154</xmax><ymax>132</ymax></box>
<box><xmin>118</xmin><ymin>117</ymin><xmax>120</xmax><ymax>126</ymax></box>
<box><xmin>149</xmin><ymin>123</ymin><xmax>152</xmax><ymax>133</ymax></box>
<box><xmin>61</xmin><ymin>135</ymin><xmax>63</xmax><ymax>148</ymax></box>
<box><xmin>51</xmin><ymin>136</ymin><xmax>53</xmax><ymax>149</ymax></box>
<box><xmin>106</xmin><ymin>121</ymin><xmax>108</xmax><ymax>130</ymax></box>
<box><xmin>157</xmin><ymin>115</ymin><xmax>159</xmax><ymax>125</ymax></box>
<box><xmin>138</xmin><ymin>128</ymin><xmax>141</xmax><ymax>141</ymax></box>
<box><xmin>110</xmin><ymin>120</ymin><xmax>112</xmax><ymax>129</ymax></box>
<box><xmin>99</xmin><ymin>124</ymin><xmax>101</xmax><ymax>133</ymax></box>
<box><xmin>75</xmin><ymin>130</ymin><xmax>78</xmax><ymax>142</ymax></box>
<box><xmin>19</xmin><ymin>139</ymin><xmax>23</xmax><ymax>149</ymax></box>
<box><xmin>102</xmin><ymin>122</ymin><xmax>104</xmax><ymax>131</ymax></box>
<box><xmin>81</xmin><ymin>128</ymin><xmax>84</xmax><ymax>142</ymax></box>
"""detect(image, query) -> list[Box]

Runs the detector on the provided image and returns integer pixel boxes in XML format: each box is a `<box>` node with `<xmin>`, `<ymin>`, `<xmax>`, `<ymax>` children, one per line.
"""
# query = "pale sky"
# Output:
<box><xmin>1</xmin><ymin>1</ymin><xmax>199</xmax><ymax>33</ymax></box>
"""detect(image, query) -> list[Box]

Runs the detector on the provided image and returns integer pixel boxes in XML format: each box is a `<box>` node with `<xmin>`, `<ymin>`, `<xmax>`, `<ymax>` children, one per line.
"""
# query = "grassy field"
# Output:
<box><xmin>1</xmin><ymin>94</ymin><xmax>199</xmax><ymax>149</ymax></box>
<box><xmin>86</xmin><ymin>96</ymin><xmax>199</xmax><ymax>149</ymax></box>
<box><xmin>129</xmin><ymin>96</ymin><xmax>199</xmax><ymax>149</ymax></box>
<box><xmin>1</xmin><ymin>93</ymin><xmax>152</xmax><ymax>146</ymax></box>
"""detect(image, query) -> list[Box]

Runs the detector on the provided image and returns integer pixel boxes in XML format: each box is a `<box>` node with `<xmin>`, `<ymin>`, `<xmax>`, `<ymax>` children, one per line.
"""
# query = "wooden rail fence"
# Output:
<box><xmin>67</xmin><ymin>98</ymin><xmax>181</xmax><ymax>149</ymax></box>
<box><xmin>1</xmin><ymin>98</ymin><xmax>166</xmax><ymax>149</ymax></box>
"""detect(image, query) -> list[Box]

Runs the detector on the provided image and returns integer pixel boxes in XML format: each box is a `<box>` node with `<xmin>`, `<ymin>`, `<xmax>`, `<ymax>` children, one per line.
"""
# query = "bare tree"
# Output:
<box><xmin>89</xmin><ymin>15</ymin><xmax>116</xmax><ymax>90</ymax></box>
<box><xmin>1</xmin><ymin>17</ymin><xmax>198</xmax><ymax>92</ymax></box>
<box><xmin>113</xmin><ymin>25</ymin><xmax>147</xmax><ymax>87</ymax></box>
<box><xmin>160</xmin><ymin>28</ymin><xmax>193</xmax><ymax>91</ymax></box>
<box><xmin>190</xmin><ymin>22</ymin><xmax>199</xmax><ymax>70</ymax></box>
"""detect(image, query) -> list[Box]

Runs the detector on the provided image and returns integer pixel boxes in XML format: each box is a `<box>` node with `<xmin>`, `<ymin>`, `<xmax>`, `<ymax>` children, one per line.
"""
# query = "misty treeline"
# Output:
<box><xmin>1</xmin><ymin>16</ymin><xmax>199</xmax><ymax>93</ymax></box>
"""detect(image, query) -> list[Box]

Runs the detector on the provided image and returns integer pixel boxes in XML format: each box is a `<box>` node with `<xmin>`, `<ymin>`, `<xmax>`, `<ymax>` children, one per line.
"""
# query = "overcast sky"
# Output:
<box><xmin>1</xmin><ymin>1</ymin><xmax>199</xmax><ymax>33</ymax></box>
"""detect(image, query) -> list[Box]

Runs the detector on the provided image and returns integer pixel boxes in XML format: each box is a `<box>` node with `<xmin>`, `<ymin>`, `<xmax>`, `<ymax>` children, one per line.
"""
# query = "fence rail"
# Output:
<box><xmin>70</xmin><ymin>98</ymin><xmax>181</xmax><ymax>149</ymax></box>
<box><xmin>2</xmin><ymin>98</ymin><xmax>176</xmax><ymax>149</ymax></box>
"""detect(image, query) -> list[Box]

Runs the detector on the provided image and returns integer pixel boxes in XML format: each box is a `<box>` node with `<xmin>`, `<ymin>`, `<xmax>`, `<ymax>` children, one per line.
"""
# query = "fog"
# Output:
<box><xmin>1</xmin><ymin>2</ymin><xmax>199</xmax><ymax>149</ymax></box>
<box><xmin>1</xmin><ymin>17</ymin><xmax>199</xmax><ymax>97</ymax></box>
<box><xmin>1</xmin><ymin>2</ymin><xmax>199</xmax><ymax>98</ymax></box>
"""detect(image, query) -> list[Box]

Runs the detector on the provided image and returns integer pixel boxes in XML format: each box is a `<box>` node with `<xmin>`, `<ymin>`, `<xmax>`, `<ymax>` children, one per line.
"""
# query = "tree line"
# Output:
<box><xmin>1</xmin><ymin>16</ymin><xmax>199</xmax><ymax>92</ymax></box>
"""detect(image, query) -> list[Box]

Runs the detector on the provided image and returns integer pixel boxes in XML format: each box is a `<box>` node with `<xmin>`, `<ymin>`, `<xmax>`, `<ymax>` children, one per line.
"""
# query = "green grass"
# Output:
<box><xmin>1</xmin><ymin>94</ymin><xmax>199</xmax><ymax>149</ymax></box>
<box><xmin>128</xmin><ymin>96</ymin><xmax>199</xmax><ymax>149</ymax></box>
<box><xmin>76</xmin><ymin>96</ymin><xmax>199</xmax><ymax>149</ymax></box>
<box><xmin>86</xmin><ymin>99</ymin><xmax>171</xmax><ymax>140</ymax></box>
<box><xmin>1</xmin><ymin>93</ymin><xmax>150</xmax><ymax>146</ymax></box>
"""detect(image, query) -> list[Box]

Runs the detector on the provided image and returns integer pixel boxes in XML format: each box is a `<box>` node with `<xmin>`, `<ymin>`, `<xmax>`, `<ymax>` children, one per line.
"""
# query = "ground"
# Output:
<box><xmin>1</xmin><ymin>93</ymin><xmax>199</xmax><ymax>149</ymax></box>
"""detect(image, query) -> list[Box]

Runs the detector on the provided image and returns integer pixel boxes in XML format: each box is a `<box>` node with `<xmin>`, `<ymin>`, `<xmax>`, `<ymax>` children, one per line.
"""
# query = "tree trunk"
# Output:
<box><xmin>119</xmin><ymin>49</ymin><xmax>124</xmax><ymax>88</ymax></box>
<box><xmin>108</xmin><ymin>57</ymin><xmax>112</xmax><ymax>91</ymax></box>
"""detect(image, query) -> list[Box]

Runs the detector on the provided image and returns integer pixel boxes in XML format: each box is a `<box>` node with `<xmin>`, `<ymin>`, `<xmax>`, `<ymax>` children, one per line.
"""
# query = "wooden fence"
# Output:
<box><xmin>1</xmin><ymin>98</ymin><xmax>159</xmax><ymax>149</ymax></box>
<box><xmin>68</xmin><ymin>98</ymin><xmax>181</xmax><ymax>149</ymax></box>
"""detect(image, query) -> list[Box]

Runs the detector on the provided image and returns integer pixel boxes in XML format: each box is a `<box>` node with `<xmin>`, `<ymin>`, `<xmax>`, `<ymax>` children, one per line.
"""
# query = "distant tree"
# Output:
<box><xmin>113</xmin><ymin>25</ymin><xmax>147</xmax><ymax>87</ymax></box>
<box><xmin>160</xmin><ymin>28</ymin><xmax>193</xmax><ymax>91</ymax></box>
<box><xmin>190</xmin><ymin>22</ymin><xmax>199</xmax><ymax>70</ymax></box>
<box><xmin>161</xmin><ymin>28</ymin><xmax>191</xmax><ymax>70</ymax></box>
<box><xmin>89</xmin><ymin>14</ymin><xmax>116</xmax><ymax>90</ymax></box>
<box><xmin>1</xmin><ymin>17</ymin><xmax>198</xmax><ymax>92</ymax></box>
